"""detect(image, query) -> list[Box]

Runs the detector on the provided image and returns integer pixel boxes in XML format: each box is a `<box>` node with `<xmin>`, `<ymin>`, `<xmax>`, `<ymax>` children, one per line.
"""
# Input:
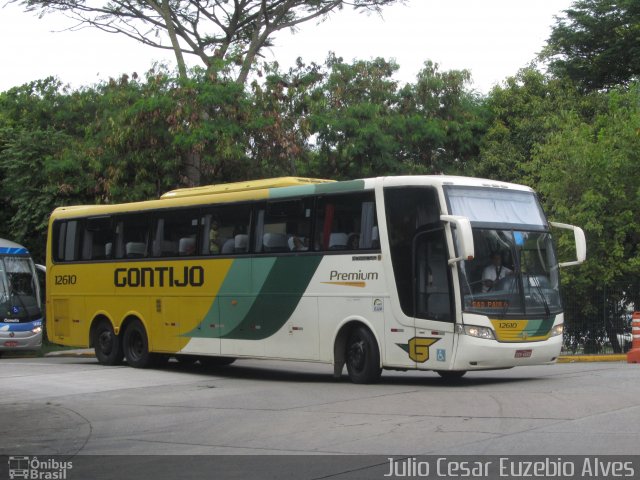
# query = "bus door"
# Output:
<box><xmin>411</xmin><ymin>228</ymin><xmax>456</xmax><ymax>370</ymax></box>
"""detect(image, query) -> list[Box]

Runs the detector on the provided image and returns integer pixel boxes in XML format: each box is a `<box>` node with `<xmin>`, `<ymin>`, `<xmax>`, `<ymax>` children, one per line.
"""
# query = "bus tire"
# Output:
<box><xmin>199</xmin><ymin>356</ymin><xmax>236</xmax><ymax>368</ymax></box>
<box><xmin>436</xmin><ymin>370</ymin><xmax>467</xmax><ymax>380</ymax></box>
<box><xmin>93</xmin><ymin>320</ymin><xmax>123</xmax><ymax>366</ymax></box>
<box><xmin>123</xmin><ymin>320</ymin><xmax>153</xmax><ymax>368</ymax></box>
<box><xmin>346</xmin><ymin>326</ymin><xmax>381</xmax><ymax>384</ymax></box>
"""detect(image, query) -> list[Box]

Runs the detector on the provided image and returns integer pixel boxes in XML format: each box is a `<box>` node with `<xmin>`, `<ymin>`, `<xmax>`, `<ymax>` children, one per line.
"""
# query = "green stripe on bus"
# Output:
<box><xmin>186</xmin><ymin>256</ymin><xmax>322</xmax><ymax>340</ymax></box>
<box><xmin>185</xmin><ymin>257</ymin><xmax>275</xmax><ymax>338</ymax></box>
<box><xmin>268</xmin><ymin>179</ymin><xmax>366</xmax><ymax>199</ymax></box>
<box><xmin>315</xmin><ymin>180</ymin><xmax>365</xmax><ymax>194</ymax></box>
<box><xmin>531</xmin><ymin>317</ymin><xmax>555</xmax><ymax>337</ymax></box>
<box><xmin>223</xmin><ymin>255</ymin><xmax>322</xmax><ymax>340</ymax></box>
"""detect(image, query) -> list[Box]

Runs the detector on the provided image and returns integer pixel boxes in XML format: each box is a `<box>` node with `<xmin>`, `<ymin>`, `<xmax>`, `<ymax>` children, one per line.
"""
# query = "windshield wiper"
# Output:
<box><xmin>527</xmin><ymin>273</ymin><xmax>551</xmax><ymax>319</ymax></box>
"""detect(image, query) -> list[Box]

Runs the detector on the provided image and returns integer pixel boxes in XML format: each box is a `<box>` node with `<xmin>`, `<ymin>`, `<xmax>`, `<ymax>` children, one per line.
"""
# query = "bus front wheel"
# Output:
<box><xmin>346</xmin><ymin>326</ymin><xmax>382</xmax><ymax>384</ymax></box>
<box><xmin>123</xmin><ymin>320</ymin><xmax>154</xmax><ymax>368</ymax></box>
<box><xmin>93</xmin><ymin>320</ymin><xmax>123</xmax><ymax>366</ymax></box>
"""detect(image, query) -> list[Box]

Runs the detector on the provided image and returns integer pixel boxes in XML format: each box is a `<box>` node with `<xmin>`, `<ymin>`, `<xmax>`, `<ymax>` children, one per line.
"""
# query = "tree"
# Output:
<box><xmin>306</xmin><ymin>54</ymin><xmax>402</xmax><ymax>178</ymax></box>
<box><xmin>15</xmin><ymin>0</ymin><xmax>401</xmax><ymax>83</ymax></box>
<box><xmin>0</xmin><ymin>78</ymin><xmax>100</xmax><ymax>260</ymax></box>
<box><xmin>473</xmin><ymin>67</ymin><xmax>601</xmax><ymax>184</ymax></box>
<box><xmin>396</xmin><ymin>61</ymin><xmax>486</xmax><ymax>174</ymax></box>
<box><xmin>542</xmin><ymin>0</ymin><xmax>640</xmax><ymax>91</ymax></box>
<box><xmin>533</xmin><ymin>84</ymin><xmax>640</xmax><ymax>352</ymax></box>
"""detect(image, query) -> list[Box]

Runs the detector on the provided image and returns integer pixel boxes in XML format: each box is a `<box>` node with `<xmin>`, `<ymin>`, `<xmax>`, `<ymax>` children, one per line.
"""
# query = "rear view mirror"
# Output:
<box><xmin>440</xmin><ymin>215</ymin><xmax>475</xmax><ymax>264</ymax></box>
<box><xmin>549</xmin><ymin>222</ymin><xmax>587</xmax><ymax>267</ymax></box>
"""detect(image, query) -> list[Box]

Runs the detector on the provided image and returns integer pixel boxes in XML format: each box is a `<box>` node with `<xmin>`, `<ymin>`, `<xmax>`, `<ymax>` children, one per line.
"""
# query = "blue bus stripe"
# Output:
<box><xmin>0</xmin><ymin>247</ymin><xmax>29</xmax><ymax>254</ymax></box>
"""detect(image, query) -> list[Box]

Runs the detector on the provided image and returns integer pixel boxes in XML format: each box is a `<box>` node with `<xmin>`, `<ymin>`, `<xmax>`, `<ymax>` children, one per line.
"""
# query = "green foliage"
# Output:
<box><xmin>534</xmin><ymin>85</ymin><xmax>640</xmax><ymax>291</ymax></box>
<box><xmin>473</xmin><ymin>67</ymin><xmax>605</xmax><ymax>184</ymax></box>
<box><xmin>307</xmin><ymin>55</ymin><xmax>402</xmax><ymax>178</ymax></box>
<box><xmin>397</xmin><ymin>61</ymin><xmax>487</xmax><ymax>174</ymax></box>
<box><xmin>0</xmin><ymin>78</ymin><xmax>99</xmax><ymax>261</ymax></box>
<box><xmin>543</xmin><ymin>0</ymin><xmax>640</xmax><ymax>91</ymax></box>
<box><xmin>302</xmin><ymin>55</ymin><xmax>486</xmax><ymax>178</ymax></box>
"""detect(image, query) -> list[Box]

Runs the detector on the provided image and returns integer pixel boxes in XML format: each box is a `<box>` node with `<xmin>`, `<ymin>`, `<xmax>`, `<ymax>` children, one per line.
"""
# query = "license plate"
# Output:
<box><xmin>515</xmin><ymin>349</ymin><xmax>532</xmax><ymax>358</ymax></box>
<box><xmin>3</xmin><ymin>341</ymin><xmax>18</xmax><ymax>347</ymax></box>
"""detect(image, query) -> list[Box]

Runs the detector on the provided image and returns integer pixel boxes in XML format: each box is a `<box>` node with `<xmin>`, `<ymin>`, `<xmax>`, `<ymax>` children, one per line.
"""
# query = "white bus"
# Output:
<box><xmin>0</xmin><ymin>239</ymin><xmax>44</xmax><ymax>357</ymax></box>
<box><xmin>47</xmin><ymin>176</ymin><xmax>585</xmax><ymax>382</ymax></box>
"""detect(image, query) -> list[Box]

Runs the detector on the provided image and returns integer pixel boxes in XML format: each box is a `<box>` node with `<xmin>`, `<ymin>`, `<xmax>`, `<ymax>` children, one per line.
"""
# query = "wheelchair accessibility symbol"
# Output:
<box><xmin>436</xmin><ymin>349</ymin><xmax>446</xmax><ymax>362</ymax></box>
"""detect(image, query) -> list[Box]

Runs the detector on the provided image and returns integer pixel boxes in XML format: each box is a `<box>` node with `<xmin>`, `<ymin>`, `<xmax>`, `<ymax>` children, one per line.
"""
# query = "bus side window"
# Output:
<box><xmin>201</xmin><ymin>204</ymin><xmax>251</xmax><ymax>256</ymax></box>
<box><xmin>314</xmin><ymin>192</ymin><xmax>377</xmax><ymax>252</ymax></box>
<box><xmin>53</xmin><ymin>220</ymin><xmax>83</xmax><ymax>262</ymax></box>
<box><xmin>255</xmin><ymin>199</ymin><xmax>312</xmax><ymax>254</ymax></box>
<box><xmin>115</xmin><ymin>215</ymin><xmax>151</xmax><ymax>259</ymax></box>
<box><xmin>152</xmin><ymin>209</ymin><xmax>199</xmax><ymax>258</ymax></box>
<box><xmin>82</xmin><ymin>217</ymin><xmax>112</xmax><ymax>260</ymax></box>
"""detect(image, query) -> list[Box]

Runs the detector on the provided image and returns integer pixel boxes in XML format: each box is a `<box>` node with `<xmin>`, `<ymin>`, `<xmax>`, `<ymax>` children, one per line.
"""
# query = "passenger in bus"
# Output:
<box><xmin>482</xmin><ymin>252</ymin><xmax>512</xmax><ymax>292</ymax></box>
<box><xmin>347</xmin><ymin>233</ymin><xmax>360</xmax><ymax>250</ymax></box>
<box><xmin>209</xmin><ymin>220</ymin><xmax>221</xmax><ymax>254</ymax></box>
<box><xmin>288</xmin><ymin>235</ymin><xmax>308</xmax><ymax>251</ymax></box>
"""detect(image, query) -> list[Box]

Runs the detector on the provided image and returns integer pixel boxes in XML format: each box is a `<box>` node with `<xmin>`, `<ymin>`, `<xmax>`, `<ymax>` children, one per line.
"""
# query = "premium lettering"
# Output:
<box><xmin>329</xmin><ymin>270</ymin><xmax>378</xmax><ymax>281</ymax></box>
<box><xmin>114</xmin><ymin>266</ymin><xmax>204</xmax><ymax>287</ymax></box>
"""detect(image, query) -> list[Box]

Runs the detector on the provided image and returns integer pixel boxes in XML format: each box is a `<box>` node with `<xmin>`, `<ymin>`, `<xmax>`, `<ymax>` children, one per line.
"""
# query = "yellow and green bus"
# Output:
<box><xmin>46</xmin><ymin>176</ymin><xmax>585</xmax><ymax>383</ymax></box>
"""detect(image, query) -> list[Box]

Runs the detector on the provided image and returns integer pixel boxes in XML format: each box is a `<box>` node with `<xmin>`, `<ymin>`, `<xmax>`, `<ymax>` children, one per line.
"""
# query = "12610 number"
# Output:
<box><xmin>55</xmin><ymin>274</ymin><xmax>77</xmax><ymax>285</ymax></box>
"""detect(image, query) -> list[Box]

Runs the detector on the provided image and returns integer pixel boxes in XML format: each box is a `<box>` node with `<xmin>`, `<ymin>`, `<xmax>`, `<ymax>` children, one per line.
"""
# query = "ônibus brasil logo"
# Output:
<box><xmin>8</xmin><ymin>456</ymin><xmax>72</xmax><ymax>480</ymax></box>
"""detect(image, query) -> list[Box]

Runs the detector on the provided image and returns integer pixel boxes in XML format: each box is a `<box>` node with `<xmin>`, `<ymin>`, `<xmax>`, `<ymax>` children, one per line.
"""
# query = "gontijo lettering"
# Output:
<box><xmin>114</xmin><ymin>266</ymin><xmax>204</xmax><ymax>287</ymax></box>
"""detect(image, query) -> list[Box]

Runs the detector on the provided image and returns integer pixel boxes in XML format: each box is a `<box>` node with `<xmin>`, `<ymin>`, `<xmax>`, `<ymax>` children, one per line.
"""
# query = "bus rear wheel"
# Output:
<box><xmin>123</xmin><ymin>320</ymin><xmax>154</xmax><ymax>368</ymax></box>
<box><xmin>346</xmin><ymin>326</ymin><xmax>381</xmax><ymax>384</ymax></box>
<box><xmin>93</xmin><ymin>320</ymin><xmax>123</xmax><ymax>366</ymax></box>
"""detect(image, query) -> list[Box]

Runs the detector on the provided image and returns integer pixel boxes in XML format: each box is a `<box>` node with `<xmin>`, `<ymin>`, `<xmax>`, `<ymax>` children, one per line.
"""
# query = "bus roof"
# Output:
<box><xmin>49</xmin><ymin>175</ymin><xmax>533</xmax><ymax>220</ymax></box>
<box><xmin>0</xmin><ymin>238</ymin><xmax>29</xmax><ymax>255</ymax></box>
<box><xmin>161</xmin><ymin>177</ymin><xmax>335</xmax><ymax>199</ymax></box>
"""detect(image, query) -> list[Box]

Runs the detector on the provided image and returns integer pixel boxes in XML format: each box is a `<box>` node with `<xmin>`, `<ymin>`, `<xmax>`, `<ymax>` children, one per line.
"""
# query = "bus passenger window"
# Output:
<box><xmin>314</xmin><ymin>192</ymin><xmax>377</xmax><ymax>251</ymax></box>
<box><xmin>152</xmin><ymin>210</ymin><xmax>199</xmax><ymax>258</ymax></box>
<box><xmin>255</xmin><ymin>199</ymin><xmax>312</xmax><ymax>254</ymax></box>
<box><xmin>115</xmin><ymin>215</ymin><xmax>151</xmax><ymax>259</ymax></box>
<box><xmin>82</xmin><ymin>217</ymin><xmax>112</xmax><ymax>260</ymax></box>
<box><xmin>201</xmin><ymin>205</ymin><xmax>251</xmax><ymax>256</ymax></box>
<box><xmin>53</xmin><ymin>220</ymin><xmax>83</xmax><ymax>262</ymax></box>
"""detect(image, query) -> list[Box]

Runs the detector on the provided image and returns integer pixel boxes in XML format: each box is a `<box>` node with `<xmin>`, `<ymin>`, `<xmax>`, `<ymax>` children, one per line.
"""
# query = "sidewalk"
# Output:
<box><xmin>44</xmin><ymin>348</ymin><xmax>95</xmax><ymax>358</ymax></box>
<box><xmin>557</xmin><ymin>354</ymin><xmax>627</xmax><ymax>363</ymax></box>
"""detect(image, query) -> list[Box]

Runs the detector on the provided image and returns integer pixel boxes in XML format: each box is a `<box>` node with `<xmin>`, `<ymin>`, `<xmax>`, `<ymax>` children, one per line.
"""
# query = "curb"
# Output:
<box><xmin>44</xmin><ymin>349</ymin><xmax>95</xmax><ymax>358</ymax></box>
<box><xmin>557</xmin><ymin>354</ymin><xmax>627</xmax><ymax>363</ymax></box>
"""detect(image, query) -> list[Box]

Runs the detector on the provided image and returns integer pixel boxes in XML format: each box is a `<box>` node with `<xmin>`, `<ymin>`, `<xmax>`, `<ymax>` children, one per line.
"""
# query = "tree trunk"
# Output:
<box><xmin>161</xmin><ymin>0</ymin><xmax>187</xmax><ymax>79</ymax></box>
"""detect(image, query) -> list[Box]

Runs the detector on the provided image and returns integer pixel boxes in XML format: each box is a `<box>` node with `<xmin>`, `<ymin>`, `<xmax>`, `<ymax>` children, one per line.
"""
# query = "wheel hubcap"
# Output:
<box><xmin>129</xmin><ymin>332</ymin><xmax>143</xmax><ymax>361</ymax></box>
<box><xmin>98</xmin><ymin>331</ymin><xmax>113</xmax><ymax>355</ymax></box>
<box><xmin>348</xmin><ymin>339</ymin><xmax>366</xmax><ymax>371</ymax></box>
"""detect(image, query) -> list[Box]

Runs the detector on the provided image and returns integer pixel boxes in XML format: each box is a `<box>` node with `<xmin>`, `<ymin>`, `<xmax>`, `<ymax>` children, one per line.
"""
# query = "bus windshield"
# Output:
<box><xmin>446</xmin><ymin>186</ymin><xmax>546</xmax><ymax>229</ymax></box>
<box><xmin>458</xmin><ymin>229</ymin><xmax>561</xmax><ymax>318</ymax></box>
<box><xmin>0</xmin><ymin>256</ymin><xmax>42</xmax><ymax>322</ymax></box>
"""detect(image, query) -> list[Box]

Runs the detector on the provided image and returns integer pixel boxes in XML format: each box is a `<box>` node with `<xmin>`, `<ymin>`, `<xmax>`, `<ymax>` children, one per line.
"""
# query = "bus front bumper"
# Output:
<box><xmin>0</xmin><ymin>329</ymin><xmax>43</xmax><ymax>352</ymax></box>
<box><xmin>452</xmin><ymin>334</ymin><xmax>562</xmax><ymax>370</ymax></box>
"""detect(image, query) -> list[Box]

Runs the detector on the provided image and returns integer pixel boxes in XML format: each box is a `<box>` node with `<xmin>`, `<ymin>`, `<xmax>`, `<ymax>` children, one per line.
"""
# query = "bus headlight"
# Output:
<box><xmin>31</xmin><ymin>326</ymin><xmax>42</xmax><ymax>334</ymax></box>
<box><xmin>550</xmin><ymin>324</ymin><xmax>564</xmax><ymax>337</ymax></box>
<box><xmin>457</xmin><ymin>324</ymin><xmax>495</xmax><ymax>340</ymax></box>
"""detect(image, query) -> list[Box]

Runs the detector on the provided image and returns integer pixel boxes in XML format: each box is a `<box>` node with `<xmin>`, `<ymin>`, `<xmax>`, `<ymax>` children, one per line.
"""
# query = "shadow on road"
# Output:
<box><xmin>148</xmin><ymin>359</ymin><xmax>546</xmax><ymax>388</ymax></box>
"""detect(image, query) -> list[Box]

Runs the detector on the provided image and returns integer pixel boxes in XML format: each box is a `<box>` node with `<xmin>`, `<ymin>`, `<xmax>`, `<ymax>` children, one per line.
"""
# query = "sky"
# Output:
<box><xmin>0</xmin><ymin>0</ymin><xmax>575</xmax><ymax>94</ymax></box>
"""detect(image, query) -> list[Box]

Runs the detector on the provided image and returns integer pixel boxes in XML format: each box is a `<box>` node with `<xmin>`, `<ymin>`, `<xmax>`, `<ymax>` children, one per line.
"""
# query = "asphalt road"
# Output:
<box><xmin>1</xmin><ymin>357</ymin><xmax>638</xmax><ymax>456</ymax></box>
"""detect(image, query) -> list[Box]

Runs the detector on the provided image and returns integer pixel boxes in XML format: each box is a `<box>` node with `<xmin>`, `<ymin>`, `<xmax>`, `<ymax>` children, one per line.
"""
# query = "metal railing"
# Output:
<box><xmin>561</xmin><ymin>283</ymin><xmax>637</xmax><ymax>355</ymax></box>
